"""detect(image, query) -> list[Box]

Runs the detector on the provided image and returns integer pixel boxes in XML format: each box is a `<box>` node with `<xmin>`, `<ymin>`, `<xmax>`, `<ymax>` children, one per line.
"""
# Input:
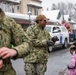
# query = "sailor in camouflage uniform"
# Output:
<box><xmin>0</xmin><ymin>8</ymin><xmax>31</xmax><ymax>75</ymax></box>
<box><xmin>25</xmin><ymin>14</ymin><xmax>54</xmax><ymax>75</ymax></box>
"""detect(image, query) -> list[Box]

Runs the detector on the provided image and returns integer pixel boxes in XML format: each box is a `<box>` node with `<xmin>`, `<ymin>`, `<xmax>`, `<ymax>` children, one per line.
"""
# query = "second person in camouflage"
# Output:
<box><xmin>24</xmin><ymin>14</ymin><xmax>54</xmax><ymax>75</ymax></box>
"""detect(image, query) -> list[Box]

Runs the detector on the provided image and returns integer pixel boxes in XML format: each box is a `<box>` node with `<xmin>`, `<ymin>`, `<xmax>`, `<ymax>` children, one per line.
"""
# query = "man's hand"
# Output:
<box><xmin>0</xmin><ymin>60</ymin><xmax>3</xmax><ymax>69</ymax></box>
<box><xmin>0</xmin><ymin>47</ymin><xmax>17</xmax><ymax>59</ymax></box>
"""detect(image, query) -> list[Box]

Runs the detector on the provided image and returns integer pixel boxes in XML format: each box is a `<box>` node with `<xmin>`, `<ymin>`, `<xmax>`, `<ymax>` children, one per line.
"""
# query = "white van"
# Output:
<box><xmin>45</xmin><ymin>25</ymin><xmax>69</xmax><ymax>51</ymax></box>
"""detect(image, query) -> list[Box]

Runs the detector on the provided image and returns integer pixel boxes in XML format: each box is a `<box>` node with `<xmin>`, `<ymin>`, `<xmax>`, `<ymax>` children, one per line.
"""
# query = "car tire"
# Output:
<box><xmin>48</xmin><ymin>46</ymin><xmax>53</xmax><ymax>52</ymax></box>
<box><xmin>63</xmin><ymin>39</ymin><xmax>68</xmax><ymax>48</ymax></box>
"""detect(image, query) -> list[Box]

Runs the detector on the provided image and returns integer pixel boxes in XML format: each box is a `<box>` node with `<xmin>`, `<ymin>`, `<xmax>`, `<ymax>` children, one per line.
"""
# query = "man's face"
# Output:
<box><xmin>38</xmin><ymin>19</ymin><xmax>47</xmax><ymax>27</ymax></box>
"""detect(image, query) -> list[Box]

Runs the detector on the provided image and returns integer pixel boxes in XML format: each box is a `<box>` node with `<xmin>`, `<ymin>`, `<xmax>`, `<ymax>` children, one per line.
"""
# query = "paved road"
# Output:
<box><xmin>11</xmin><ymin>47</ymin><xmax>71</xmax><ymax>75</ymax></box>
<box><xmin>45</xmin><ymin>48</ymin><xmax>71</xmax><ymax>75</ymax></box>
<box><xmin>11</xmin><ymin>59</ymin><xmax>25</xmax><ymax>75</ymax></box>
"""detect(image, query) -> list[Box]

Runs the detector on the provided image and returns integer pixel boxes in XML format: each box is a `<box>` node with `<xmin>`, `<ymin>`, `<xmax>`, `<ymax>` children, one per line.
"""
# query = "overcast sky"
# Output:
<box><xmin>41</xmin><ymin>0</ymin><xmax>76</xmax><ymax>10</ymax></box>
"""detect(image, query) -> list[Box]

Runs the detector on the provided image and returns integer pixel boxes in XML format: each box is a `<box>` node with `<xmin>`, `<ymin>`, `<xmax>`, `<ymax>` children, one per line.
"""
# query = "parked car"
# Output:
<box><xmin>45</xmin><ymin>25</ymin><xmax>69</xmax><ymax>52</ymax></box>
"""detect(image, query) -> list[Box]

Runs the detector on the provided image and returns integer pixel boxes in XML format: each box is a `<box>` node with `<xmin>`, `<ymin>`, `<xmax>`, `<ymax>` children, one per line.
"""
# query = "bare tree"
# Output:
<box><xmin>51</xmin><ymin>3</ymin><xmax>57</xmax><ymax>10</ymax></box>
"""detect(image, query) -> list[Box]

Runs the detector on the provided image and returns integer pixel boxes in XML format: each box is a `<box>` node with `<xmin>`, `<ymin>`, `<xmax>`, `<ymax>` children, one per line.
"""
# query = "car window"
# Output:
<box><xmin>45</xmin><ymin>27</ymin><xmax>51</xmax><ymax>32</ymax></box>
<box><xmin>53</xmin><ymin>27</ymin><xmax>61</xmax><ymax>33</ymax></box>
<box><xmin>61</xmin><ymin>26</ymin><xmax>67</xmax><ymax>32</ymax></box>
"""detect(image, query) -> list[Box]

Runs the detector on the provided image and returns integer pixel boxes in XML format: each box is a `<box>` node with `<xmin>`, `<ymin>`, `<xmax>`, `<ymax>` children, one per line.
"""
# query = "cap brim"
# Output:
<box><xmin>44</xmin><ymin>18</ymin><xmax>49</xmax><ymax>20</ymax></box>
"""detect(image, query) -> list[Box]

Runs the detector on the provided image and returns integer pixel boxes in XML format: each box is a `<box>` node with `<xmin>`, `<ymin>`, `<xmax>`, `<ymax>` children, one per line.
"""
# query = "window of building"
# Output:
<box><xmin>12</xmin><ymin>5</ymin><xmax>14</xmax><ymax>13</ymax></box>
<box><xmin>9</xmin><ymin>3</ymin><xmax>12</xmax><ymax>12</ymax></box>
<box><xmin>34</xmin><ymin>8</ymin><xmax>38</xmax><ymax>15</ymax></box>
<box><xmin>9</xmin><ymin>3</ymin><xmax>14</xmax><ymax>13</ymax></box>
<box><xmin>1</xmin><ymin>2</ymin><xmax>14</xmax><ymax>13</ymax></box>
<box><xmin>17</xmin><ymin>5</ymin><xmax>20</xmax><ymax>10</ymax></box>
<box><xmin>2</xmin><ymin>2</ymin><xmax>6</xmax><ymax>12</ymax></box>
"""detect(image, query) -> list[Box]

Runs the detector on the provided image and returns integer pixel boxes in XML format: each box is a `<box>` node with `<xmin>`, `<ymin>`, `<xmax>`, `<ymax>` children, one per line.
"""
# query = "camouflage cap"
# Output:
<box><xmin>35</xmin><ymin>14</ymin><xmax>49</xmax><ymax>21</ymax></box>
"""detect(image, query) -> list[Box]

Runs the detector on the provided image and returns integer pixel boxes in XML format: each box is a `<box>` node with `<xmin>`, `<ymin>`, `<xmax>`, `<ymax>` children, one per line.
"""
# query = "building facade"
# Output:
<box><xmin>0</xmin><ymin>0</ymin><xmax>42</xmax><ymax>15</ymax></box>
<box><xmin>20</xmin><ymin>0</ymin><xmax>42</xmax><ymax>15</ymax></box>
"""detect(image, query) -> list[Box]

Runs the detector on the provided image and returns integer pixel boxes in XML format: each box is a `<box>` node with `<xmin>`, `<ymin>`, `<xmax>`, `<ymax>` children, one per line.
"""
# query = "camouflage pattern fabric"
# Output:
<box><xmin>25</xmin><ymin>23</ymin><xmax>52</xmax><ymax>63</ymax></box>
<box><xmin>24</xmin><ymin>63</ymin><xmax>47</xmax><ymax>75</ymax></box>
<box><xmin>0</xmin><ymin>66</ymin><xmax>16</xmax><ymax>75</ymax></box>
<box><xmin>0</xmin><ymin>8</ymin><xmax>30</xmax><ymax>75</ymax></box>
<box><xmin>24</xmin><ymin>23</ymin><xmax>52</xmax><ymax>75</ymax></box>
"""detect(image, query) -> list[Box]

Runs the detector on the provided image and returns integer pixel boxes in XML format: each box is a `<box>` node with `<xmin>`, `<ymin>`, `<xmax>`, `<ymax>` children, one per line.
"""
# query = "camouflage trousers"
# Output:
<box><xmin>0</xmin><ymin>66</ymin><xmax>16</xmax><ymax>75</ymax></box>
<box><xmin>24</xmin><ymin>63</ymin><xmax>47</xmax><ymax>75</ymax></box>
